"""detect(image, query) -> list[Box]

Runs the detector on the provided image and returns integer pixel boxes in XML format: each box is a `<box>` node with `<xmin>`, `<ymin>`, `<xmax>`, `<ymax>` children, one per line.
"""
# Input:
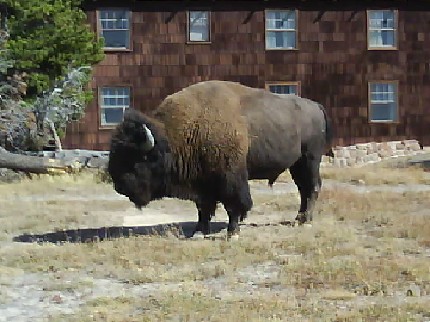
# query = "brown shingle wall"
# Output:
<box><xmin>64</xmin><ymin>1</ymin><xmax>430</xmax><ymax>150</ymax></box>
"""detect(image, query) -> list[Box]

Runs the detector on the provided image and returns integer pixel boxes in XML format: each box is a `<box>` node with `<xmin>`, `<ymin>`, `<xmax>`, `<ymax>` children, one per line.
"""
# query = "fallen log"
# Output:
<box><xmin>0</xmin><ymin>147</ymin><xmax>70</xmax><ymax>174</ymax></box>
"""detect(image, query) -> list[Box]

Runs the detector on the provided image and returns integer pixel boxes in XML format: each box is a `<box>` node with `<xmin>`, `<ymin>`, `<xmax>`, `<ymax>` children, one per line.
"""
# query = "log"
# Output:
<box><xmin>0</xmin><ymin>147</ymin><xmax>69</xmax><ymax>174</ymax></box>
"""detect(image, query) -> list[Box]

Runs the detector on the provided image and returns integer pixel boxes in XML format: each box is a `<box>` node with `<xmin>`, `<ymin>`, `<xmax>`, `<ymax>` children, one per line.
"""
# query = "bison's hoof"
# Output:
<box><xmin>295</xmin><ymin>214</ymin><xmax>307</xmax><ymax>225</ymax></box>
<box><xmin>191</xmin><ymin>231</ymin><xmax>205</xmax><ymax>239</ymax></box>
<box><xmin>296</xmin><ymin>212</ymin><xmax>313</xmax><ymax>225</ymax></box>
<box><xmin>227</xmin><ymin>233</ymin><xmax>240</xmax><ymax>241</ymax></box>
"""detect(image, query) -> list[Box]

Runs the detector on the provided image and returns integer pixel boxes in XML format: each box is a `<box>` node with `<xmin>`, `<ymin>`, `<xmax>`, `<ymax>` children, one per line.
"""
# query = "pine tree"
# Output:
<box><xmin>2</xmin><ymin>0</ymin><xmax>104</xmax><ymax>96</ymax></box>
<box><xmin>0</xmin><ymin>1</ymin><xmax>104</xmax><ymax>151</ymax></box>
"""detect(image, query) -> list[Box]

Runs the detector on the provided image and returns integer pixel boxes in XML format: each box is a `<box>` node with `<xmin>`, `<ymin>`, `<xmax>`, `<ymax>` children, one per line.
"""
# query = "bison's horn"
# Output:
<box><xmin>142</xmin><ymin>124</ymin><xmax>155</xmax><ymax>151</ymax></box>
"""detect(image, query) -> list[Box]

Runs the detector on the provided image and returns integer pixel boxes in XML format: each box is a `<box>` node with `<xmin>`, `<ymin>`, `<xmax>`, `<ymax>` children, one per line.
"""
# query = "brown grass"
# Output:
<box><xmin>321</xmin><ymin>165</ymin><xmax>430</xmax><ymax>185</ymax></box>
<box><xmin>0</xmin><ymin>168</ymin><xmax>429</xmax><ymax>321</ymax></box>
<box><xmin>276</xmin><ymin>162</ymin><xmax>430</xmax><ymax>185</ymax></box>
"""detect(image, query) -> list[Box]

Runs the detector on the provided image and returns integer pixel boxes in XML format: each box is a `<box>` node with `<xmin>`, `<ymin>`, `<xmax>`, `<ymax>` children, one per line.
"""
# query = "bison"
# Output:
<box><xmin>108</xmin><ymin>80</ymin><xmax>332</xmax><ymax>238</ymax></box>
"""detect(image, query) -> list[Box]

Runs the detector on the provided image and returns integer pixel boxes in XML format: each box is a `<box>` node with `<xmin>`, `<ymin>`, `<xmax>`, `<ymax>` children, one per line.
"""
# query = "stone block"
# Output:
<box><xmin>347</xmin><ymin>158</ymin><xmax>356</xmax><ymax>167</ymax></box>
<box><xmin>355</xmin><ymin>143</ymin><xmax>368</xmax><ymax>150</ymax></box>
<box><xmin>387</xmin><ymin>141</ymin><xmax>401</xmax><ymax>150</ymax></box>
<box><xmin>321</xmin><ymin>155</ymin><xmax>332</xmax><ymax>164</ymax></box>
<box><xmin>395</xmin><ymin>149</ymin><xmax>405</xmax><ymax>156</ymax></box>
<box><xmin>356</xmin><ymin>156</ymin><xmax>365</xmax><ymax>164</ymax></box>
<box><xmin>333</xmin><ymin>148</ymin><xmax>344</xmax><ymax>158</ymax></box>
<box><xmin>348</xmin><ymin>148</ymin><xmax>358</xmax><ymax>159</ymax></box>
<box><xmin>379</xmin><ymin>150</ymin><xmax>392</xmax><ymax>158</ymax></box>
<box><xmin>367</xmin><ymin>142</ymin><xmax>378</xmax><ymax>153</ymax></box>
<box><xmin>367</xmin><ymin>153</ymin><xmax>380</xmax><ymax>162</ymax></box>
<box><xmin>396</xmin><ymin>142</ymin><xmax>405</xmax><ymax>150</ymax></box>
<box><xmin>333</xmin><ymin>158</ymin><xmax>348</xmax><ymax>167</ymax></box>
<box><xmin>403</xmin><ymin>140</ymin><xmax>421</xmax><ymax>151</ymax></box>
<box><xmin>356</xmin><ymin>149</ymin><xmax>368</xmax><ymax>157</ymax></box>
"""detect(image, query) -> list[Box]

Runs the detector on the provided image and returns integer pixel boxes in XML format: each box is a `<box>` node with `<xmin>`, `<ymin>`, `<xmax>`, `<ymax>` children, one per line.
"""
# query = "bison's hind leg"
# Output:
<box><xmin>289</xmin><ymin>154</ymin><xmax>322</xmax><ymax>224</ymax></box>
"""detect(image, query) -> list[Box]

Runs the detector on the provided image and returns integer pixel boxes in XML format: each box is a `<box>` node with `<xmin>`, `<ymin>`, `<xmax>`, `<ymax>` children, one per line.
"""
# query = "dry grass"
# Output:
<box><xmin>321</xmin><ymin>165</ymin><xmax>430</xmax><ymax>185</ymax></box>
<box><xmin>277</xmin><ymin>162</ymin><xmax>430</xmax><ymax>185</ymax></box>
<box><xmin>0</xmin><ymin>168</ymin><xmax>430</xmax><ymax>321</ymax></box>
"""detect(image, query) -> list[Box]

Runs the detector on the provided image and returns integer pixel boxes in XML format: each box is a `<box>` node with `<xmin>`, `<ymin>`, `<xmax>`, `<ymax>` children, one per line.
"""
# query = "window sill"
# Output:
<box><xmin>367</xmin><ymin>47</ymin><xmax>398</xmax><ymax>51</ymax></box>
<box><xmin>265</xmin><ymin>47</ymin><xmax>298</xmax><ymax>51</ymax></box>
<box><xmin>99</xmin><ymin>125</ymin><xmax>118</xmax><ymax>130</ymax></box>
<box><xmin>368</xmin><ymin>120</ymin><xmax>400</xmax><ymax>124</ymax></box>
<box><xmin>103</xmin><ymin>48</ymin><xmax>132</xmax><ymax>53</ymax></box>
<box><xmin>186</xmin><ymin>41</ymin><xmax>211</xmax><ymax>45</ymax></box>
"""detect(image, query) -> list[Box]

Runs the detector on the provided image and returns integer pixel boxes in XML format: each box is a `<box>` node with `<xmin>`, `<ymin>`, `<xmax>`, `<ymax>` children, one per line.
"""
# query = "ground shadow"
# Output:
<box><xmin>12</xmin><ymin>221</ymin><xmax>229</xmax><ymax>244</ymax></box>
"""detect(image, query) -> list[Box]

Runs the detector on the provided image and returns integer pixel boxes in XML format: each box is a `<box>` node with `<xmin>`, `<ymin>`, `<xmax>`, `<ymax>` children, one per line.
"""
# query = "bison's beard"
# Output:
<box><xmin>113</xmin><ymin>172</ymin><xmax>152</xmax><ymax>209</ymax></box>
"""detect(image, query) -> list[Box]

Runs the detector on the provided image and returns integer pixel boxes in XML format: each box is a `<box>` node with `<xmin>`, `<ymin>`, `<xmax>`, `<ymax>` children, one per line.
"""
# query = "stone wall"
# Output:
<box><xmin>322</xmin><ymin>139</ymin><xmax>425</xmax><ymax>167</ymax></box>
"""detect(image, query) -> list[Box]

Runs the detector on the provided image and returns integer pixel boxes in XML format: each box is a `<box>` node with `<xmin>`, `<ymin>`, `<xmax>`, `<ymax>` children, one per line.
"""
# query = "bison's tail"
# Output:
<box><xmin>318</xmin><ymin>103</ymin><xmax>334</xmax><ymax>150</ymax></box>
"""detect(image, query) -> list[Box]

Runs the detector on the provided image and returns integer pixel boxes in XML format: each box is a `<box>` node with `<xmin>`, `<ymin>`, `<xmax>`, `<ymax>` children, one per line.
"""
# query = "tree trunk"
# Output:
<box><xmin>0</xmin><ymin>147</ymin><xmax>68</xmax><ymax>174</ymax></box>
<box><xmin>46</xmin><ymin>118</ymin><xmax>62</xmax><ymax>150</ymax></box>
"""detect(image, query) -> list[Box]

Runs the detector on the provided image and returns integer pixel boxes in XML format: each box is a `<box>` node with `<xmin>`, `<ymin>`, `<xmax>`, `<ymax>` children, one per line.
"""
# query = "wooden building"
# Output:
<box><xmin>63</xmin><ymin>0</ymin><xmax>430</xmax><ymax>150</ymax></box>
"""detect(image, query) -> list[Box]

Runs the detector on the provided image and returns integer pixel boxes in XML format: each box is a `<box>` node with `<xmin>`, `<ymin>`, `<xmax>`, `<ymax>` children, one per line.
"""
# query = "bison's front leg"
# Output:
<box><xmin>223</xmin><ymin>178</ymin><xmax>253</xmax><ymax>239</ymax></box>
<box><xmin>226</xmin><ymin>209</ymin><xmax>241</xmax><ymax>238</ymax></box>
<box><xmin>193</xmin><ymin>200</ymin><xmax>216</xmax><ymax>236</ymax></box>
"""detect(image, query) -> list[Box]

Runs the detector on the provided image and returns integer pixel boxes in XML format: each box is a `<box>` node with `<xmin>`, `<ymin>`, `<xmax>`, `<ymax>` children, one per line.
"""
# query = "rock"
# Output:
<box><xmin>0</xmin><ymin>168</ymin><xmax>26</xmax><ymax>183</ymax></box>
<box><xmin>356</xmin><ymin>149</ymin><xmax>368</xmax><ymax>157</ymax></box>
<box><xmin>333</xmin><ymin>158</ymin><xmax>347</xmax><ymax>167</ymax></box>
<box><xmin>86</xmin><ymin>156</ymin><xmax>108</xmax><ymax>168</ymax></box>
<box><xmin>406</xmin><ymin>284</ymin><xmax>421</xmax><ymax>297</ymax></box>
<box><xmin>51</xmin><ymin>294</ymin><xmax>63</xmax><ymax>304</ymax></box>
<box><xmin>355</xmin><ymin>143</ymin><xmax>368</xmax><ymax>150</ymax></box>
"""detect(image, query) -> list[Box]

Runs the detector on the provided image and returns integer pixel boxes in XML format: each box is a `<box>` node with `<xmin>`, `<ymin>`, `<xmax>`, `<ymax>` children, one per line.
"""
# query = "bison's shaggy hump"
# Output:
<box><xmin>150</xmin><ymin>80</ymin><xmax>251</xmax><ymax>181</ymax></box>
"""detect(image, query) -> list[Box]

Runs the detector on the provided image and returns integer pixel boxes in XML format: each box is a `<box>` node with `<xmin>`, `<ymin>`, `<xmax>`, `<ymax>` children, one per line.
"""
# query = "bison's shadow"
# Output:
<box><xmin>12</xmin><ymin>221</ymin><xmax>229</xmax><ymax>244</ymax></box>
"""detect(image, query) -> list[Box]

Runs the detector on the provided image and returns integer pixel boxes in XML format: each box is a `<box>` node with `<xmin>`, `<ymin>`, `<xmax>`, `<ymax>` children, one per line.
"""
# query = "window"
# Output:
<box><xmin>266</xmin><ymin>82</ymin><xmax>300</xmax><ymax>96</ymax></box>
<box><xmin>187</xmin><ymin>11</ymin><xmax>210</xmax><ymax>42</ymax></box>
<box><xmin>368</xmin><ymin>10</ymin><xmax>397</xmax><ymax>49</ymax></box>
<box><xmin>265</xmin><ymin>10</ymin><xmax>297</xmax><ymax>50</ymax></box>
<box><xmin>369</xmin><ymin>82</ymin><xmax>398</xmax><ymax>122</ymax></box>
<box><xmin>100</xmin><ymin>87</ymin><xmax>130</xmax><ymax>126</ymax></box>
<box><xmin>98</xmin><ymin>9</ymin><xmax>130</xmax><ymax>49</ymax></box>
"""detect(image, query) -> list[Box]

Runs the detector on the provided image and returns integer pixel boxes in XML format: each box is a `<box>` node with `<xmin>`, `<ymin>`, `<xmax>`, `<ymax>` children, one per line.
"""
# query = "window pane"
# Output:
<box><xmin>99</xmin><ymin>10</ymin><xmax>130</xmax><ymax>49</ymax></box>
<box><xmin>370</xmin><ymin>82</ymin><xmax>397</xmax><ymax>122</ymax></box>
<box><xmin>100</xmin><ymin>87</ymin><xmax>130</xmax><ymax>125</ymax></box>
<box><xmin>266</xmin><ymin>10</ymin><xmax>295</xmax><ymax>30</ymax></box>
<box><xmin>102</xmin><ymin>30</ymin><xmax>130</xmax><ymax>48</ymax></box>
<box><xmin>369</xmin><ymin>30</ymin><xmax>395</xmax><ymax>48</ymax></box>
<box><xmin>102</xmin><ymin>108</ymin><xmax>125</xmax><ymax>125</ymax></box>
<box><xmin>382</xmin><ymin>11</ymin><xmax>394</xmax><ymax>28</ymax></box>
<box><xmin>100</xmin><ymin>10</ymin><xmax>129</xmax><ymax>30</ymax></box>
<box><xmin>266</xmin><ymin>31</ymin><xmax>296</xmax><ymax>49</ymax></box>
<box><xmin>381</xmin><ymin>30</ymin><xmax>394</xmax><ymax>46</ymax></box>
<box><xmin>189</xmin><ymin>11</ymin><xmax>209</xmax><ymax>41</ymax></box>
<box><xmin>370</xmin><ymin>103</ymin><xmax>397</xmax><ymax>121</ymax></box>
<box><xmin>269</xmin><ymin>84</ymin><xmax>297</xmax><ymax>95</ymax></box>
<box><xmin>368</xmin><ymin>10</ymin><xmax>395</xmax><ymax>48</ymax></box>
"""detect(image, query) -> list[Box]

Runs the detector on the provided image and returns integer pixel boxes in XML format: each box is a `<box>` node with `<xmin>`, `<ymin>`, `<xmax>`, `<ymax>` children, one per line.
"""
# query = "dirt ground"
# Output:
<box><xmin>0</xmin><ymin>161</ymin><xmax>430</xmax><ymax>322</ymax></box>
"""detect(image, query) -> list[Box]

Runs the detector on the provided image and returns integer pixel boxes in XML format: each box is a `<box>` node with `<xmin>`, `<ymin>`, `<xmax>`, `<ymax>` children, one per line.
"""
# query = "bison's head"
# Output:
<box><xmin>108</xmin><ymin>109</ymin><xmax>167</xmax><ymax>208</ymax></box>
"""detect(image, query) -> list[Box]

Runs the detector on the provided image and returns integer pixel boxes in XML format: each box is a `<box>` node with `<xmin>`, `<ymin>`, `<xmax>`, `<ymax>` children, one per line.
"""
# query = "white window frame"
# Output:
<box><xmin>99</xmin><ymin>87</ymin><xmax>131</xmax><ymax>127</ymax></box>
<box><xmin>98</xmin><ymin>8</ymin><xmax>131</xmax><ymax>50</ymax></box>
<box><xmin>367</xmin><ymin>10</ymin><xmax>397</xmax><ymax>50</ymax></box>
<box><xmin>187</xmin><ymin>10</ymin><xmax>211</xmax><ymax>43</ymax></box>
<box><xmin>265</xmin><ymin>9</ymin><xmax>297</xmax><ymax>50</ymax></box>
<box><xmin>368</xmin><ymin>81</ymin><xmax>398</xmax><ymax>123</ymax></box>
<box><xmin>265</xmin><ymin>81</ymin><xmax>301</xmax><ymax>96</ymax></box>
